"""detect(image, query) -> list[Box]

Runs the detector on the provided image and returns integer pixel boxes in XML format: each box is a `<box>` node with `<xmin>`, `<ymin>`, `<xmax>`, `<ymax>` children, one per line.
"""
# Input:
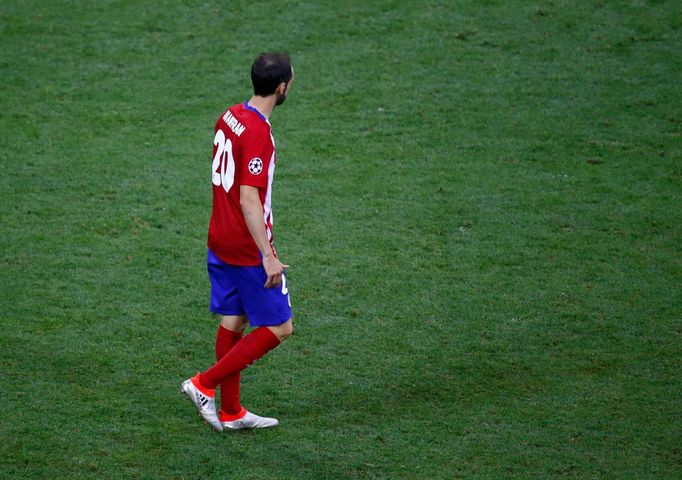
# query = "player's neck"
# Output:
<box><xmin>247</xmin><ymin>96</ymin><xmax>275</xmax><ymax>120</ymax></box>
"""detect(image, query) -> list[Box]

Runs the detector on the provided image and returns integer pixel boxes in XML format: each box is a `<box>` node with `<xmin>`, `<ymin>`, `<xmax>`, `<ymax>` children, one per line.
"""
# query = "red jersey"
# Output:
<box><xmin>208</xmin><ymin>101</ymin><xmax>277</xmax><ymax>266</ymax></box>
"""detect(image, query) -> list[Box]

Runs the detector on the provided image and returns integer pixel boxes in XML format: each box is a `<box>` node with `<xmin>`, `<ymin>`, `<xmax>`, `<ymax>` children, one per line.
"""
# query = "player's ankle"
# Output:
<box><xmin>220</xmin><ymin>407</ymin><xmax>247</xmax><ymax>422</ymax></box>
<box><xmin>191</xmin><ymin>373</ymin><xmax>216</xmax><ymax>397</ymax></box>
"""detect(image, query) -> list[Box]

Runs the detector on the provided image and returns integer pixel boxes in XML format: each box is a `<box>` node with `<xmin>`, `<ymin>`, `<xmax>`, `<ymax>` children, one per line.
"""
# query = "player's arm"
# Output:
<box><xmin>240</xmin><ymin>185</ymin><xmax>288</xmax><ymax>288</ymax></box>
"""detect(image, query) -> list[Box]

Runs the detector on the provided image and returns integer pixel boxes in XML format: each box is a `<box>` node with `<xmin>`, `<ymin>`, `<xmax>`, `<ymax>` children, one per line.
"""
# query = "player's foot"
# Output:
<box><xmin>220</xmin><ymin>408</ymin><xmax>279</xmax><ymax>430</ymax></box>
<box><xmin>180</xmin><ymin>373</ymin><xmax>223</xmax><ymax>432</ymax></box>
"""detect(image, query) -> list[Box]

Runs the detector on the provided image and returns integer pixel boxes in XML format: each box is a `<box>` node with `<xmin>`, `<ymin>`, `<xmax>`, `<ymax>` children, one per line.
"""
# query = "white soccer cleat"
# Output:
<box><xmin>221</xmin><ymin>408</ymin><xmax>279</xmax><ymax>430</ymax></box>
<box><xmin>180</xmin><ymin>375</ymin><xmax>224</xmax><ymax>432</ymax></box>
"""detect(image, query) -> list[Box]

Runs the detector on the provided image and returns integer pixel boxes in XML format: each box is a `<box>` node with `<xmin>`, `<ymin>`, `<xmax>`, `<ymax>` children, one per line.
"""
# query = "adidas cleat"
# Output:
<box><xmin>221</xmin><ymin>408</ymin><xmax>279</xmax><ymax>430</ymax></box>
<box><xmin>180</xmin><ymin>374</ymin><xmax>223</xmax><ymax>432</ymax></box>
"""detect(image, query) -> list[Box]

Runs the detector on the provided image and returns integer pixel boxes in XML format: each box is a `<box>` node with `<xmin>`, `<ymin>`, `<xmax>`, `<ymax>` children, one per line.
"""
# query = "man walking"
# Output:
<box><xmin>181</xmin><ymin>53</ymin><xmax>295</xmax><ymax>431</ymax></box>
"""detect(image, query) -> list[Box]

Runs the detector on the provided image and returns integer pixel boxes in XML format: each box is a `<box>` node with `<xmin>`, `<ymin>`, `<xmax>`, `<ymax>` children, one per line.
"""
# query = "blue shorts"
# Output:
<box><xmin>207</xmin><ymin>249</ymin><xmax>292</xmax><ymax>327</ymax></box>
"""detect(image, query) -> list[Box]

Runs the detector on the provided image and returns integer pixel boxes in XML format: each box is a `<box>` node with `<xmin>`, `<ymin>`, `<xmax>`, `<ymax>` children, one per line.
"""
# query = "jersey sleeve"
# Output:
<box><xmin>239</xmin><ymin>127</ymin><xmax>273</xmax><ymax>189</ymax></box>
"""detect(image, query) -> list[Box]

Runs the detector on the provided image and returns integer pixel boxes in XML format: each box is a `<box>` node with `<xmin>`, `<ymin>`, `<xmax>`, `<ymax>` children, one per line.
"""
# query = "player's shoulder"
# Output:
<box><xmin>230</xmin><ymin>102</ymin><xmax>267</xmax><ymax>122</ymax></box>
<box><xmin>215</xmin><ymin>103</ymin><xmax>268</xmax><ymax>142</ymax></box>
<box><xmin>235</xmin><ymin>103</ymin><xmax>271</xmax><ymax>133</ymax></box>
<box><xmin>241</xmin><ymin>116</ymin><xmax>272</xmax><ymax>145</ymax></box>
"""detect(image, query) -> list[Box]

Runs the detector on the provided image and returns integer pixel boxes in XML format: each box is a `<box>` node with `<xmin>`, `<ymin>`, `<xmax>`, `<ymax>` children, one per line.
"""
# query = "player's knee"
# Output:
<box><xmin>221</xmin><ymin>315</ymin><xmax>248</xmax><ymax>332</ymax></box>
<box><xmin>275</xmin><ymin>319</ymin><xmax>293</xmax><ymax>341</ymax></box>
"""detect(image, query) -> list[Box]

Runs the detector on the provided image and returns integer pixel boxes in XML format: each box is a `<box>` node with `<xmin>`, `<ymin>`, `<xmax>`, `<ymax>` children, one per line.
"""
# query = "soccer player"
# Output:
<box><xmin>181</xmin><ymin>53</ymin><xmax>295</xmax><ymax>431</ymax></box>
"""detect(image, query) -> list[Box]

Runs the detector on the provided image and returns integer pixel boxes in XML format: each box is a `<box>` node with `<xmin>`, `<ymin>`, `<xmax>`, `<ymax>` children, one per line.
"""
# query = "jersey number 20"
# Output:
<box><xmin>212</xmin><ymin>129</ymin><xmax>235</xmax><ymax>193</ymax></box>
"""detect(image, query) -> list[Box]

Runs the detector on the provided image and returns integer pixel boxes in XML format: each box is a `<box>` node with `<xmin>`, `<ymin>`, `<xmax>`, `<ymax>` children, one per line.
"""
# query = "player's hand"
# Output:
<box><xmin>263</xmin><ymin>254</ymin><xmax>289</xmax><ymax>288</ymax></box>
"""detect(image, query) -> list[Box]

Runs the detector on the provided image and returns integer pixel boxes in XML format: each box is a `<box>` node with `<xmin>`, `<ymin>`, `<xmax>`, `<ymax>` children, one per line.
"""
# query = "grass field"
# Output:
<box><xmin>1</xmin><ymin>0</ymin><xmax>681</xmax><ymax>478</ymax></box>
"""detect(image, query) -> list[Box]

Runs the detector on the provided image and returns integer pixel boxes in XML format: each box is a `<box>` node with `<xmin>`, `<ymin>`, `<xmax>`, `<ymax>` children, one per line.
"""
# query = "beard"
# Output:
<box><xmin>275</xmin><ymin>92</ymin><xmax>288</xmax><ymax>106</ymax></box>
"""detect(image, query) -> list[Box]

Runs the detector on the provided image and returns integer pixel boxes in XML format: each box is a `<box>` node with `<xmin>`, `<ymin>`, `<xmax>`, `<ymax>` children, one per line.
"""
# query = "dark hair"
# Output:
<box><xmin>251</xmin><ymin>53</ymin><xmax>292</xmax><ymax>96</ymax></box>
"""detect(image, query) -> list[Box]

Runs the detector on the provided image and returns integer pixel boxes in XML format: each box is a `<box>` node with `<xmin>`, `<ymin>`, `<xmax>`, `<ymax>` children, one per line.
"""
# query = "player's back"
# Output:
<box><xmin>208</xmin><ymin>102</ymin><xmax>276</xmax><ymax>267</ymax></box>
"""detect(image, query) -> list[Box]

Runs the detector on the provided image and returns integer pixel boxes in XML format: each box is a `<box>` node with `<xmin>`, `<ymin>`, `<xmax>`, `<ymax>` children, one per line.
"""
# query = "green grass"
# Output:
<box><xmin>1</xmin><ymin>0</ymin><xmax>681</xmax><ymax>478</ymax></box>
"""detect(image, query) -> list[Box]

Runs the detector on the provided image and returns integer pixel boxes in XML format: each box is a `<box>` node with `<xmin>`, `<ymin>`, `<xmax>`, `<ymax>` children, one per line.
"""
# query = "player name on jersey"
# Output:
<box><xmin>222</xmin><ymin>110</ymin><xmax>246</xmax><ymax>137</ymax></box>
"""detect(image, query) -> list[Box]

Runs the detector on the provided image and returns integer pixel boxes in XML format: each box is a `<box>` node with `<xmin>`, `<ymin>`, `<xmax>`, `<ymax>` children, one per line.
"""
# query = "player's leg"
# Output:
<box><xmin>216</xmin><ymin>315</ymin><xmax>247</xmax><ymax>416</ymax></box>
<box><xmin>199</xmin><ymin>319</ymin><xmax>288</xmax><ymax>389</ymax></box>
<box><xmin>197</xmin><ymin>266</ymin><xmax>293</xmax><ymax>429</ymax></box>
<box><xmin>199</xmin><ymin>264</ymin><xmax>292</xmax><ymax>388</ymax></box>
<box><xmin>216</xmin><ymin>319</ymin><xmax>291</xmax><ymax>430</ymax></box>
<box><xmin>220</xmin><ymin>314</ymin><xmax>248</xmax><ymax>333</ymax></box>
<box><xmin>267</xmin><ymin>318</ymin><xmax>293</xmax><ymax>342</ymax></box>
<box><xmin>180</xmin><ymin>251</ymin><xmax>246</xmax><ymax>431</ymax></box>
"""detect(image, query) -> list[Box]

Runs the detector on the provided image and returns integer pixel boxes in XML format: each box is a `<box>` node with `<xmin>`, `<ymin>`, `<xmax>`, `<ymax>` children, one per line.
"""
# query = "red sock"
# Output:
<box><xmin>215</xmin><ymin>325</ymin><xmax>243</xmax><ymax>415</ymax></box>
<box><xmin>200</xmin><ymin>327</ymin><xmax>281</xmax><ymax>390</ymax></box>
